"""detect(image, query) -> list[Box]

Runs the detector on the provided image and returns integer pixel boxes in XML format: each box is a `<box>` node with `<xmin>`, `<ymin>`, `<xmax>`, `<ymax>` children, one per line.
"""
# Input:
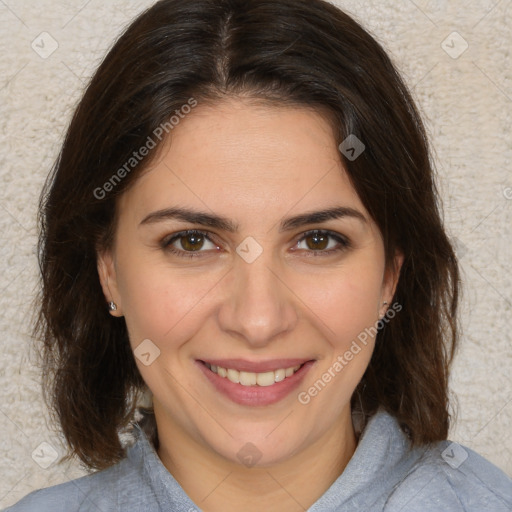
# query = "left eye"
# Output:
<box><xmin>295</xmin><ymin>230</ymin><xmax>347</xmax><ymax>252</ymax></box>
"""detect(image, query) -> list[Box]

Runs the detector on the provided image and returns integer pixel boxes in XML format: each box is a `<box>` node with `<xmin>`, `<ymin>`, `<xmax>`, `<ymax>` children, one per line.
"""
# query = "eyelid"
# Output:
<box><xmin>160</xmin><ymin>229</ymin><xmax>220</xmax><ymax>251</ymax></box>
<box><xmin>294</xmin><ymin>228</ymin><xmax>351</xmax><ymax>249</ymax></box>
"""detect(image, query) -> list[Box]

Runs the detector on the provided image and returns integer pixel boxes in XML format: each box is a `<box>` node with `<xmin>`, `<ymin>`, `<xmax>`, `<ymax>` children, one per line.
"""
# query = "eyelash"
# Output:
<box><xmin>161</xmin><ymin>229</ymin><xmax>351</xmax><ymax>259</ymax></box>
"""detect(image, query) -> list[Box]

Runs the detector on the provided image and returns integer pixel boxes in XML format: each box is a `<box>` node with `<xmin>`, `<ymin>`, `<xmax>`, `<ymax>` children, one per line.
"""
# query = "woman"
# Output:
<box><xmin>5</xmin><ymin>0</ymin><xmax>511</xmax><ymax>511</ymax></box>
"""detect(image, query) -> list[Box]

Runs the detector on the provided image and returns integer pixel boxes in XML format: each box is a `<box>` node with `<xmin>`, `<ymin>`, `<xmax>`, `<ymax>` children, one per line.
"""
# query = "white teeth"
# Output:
<box><xmin>239</xmin><ymin>371</ymin><xmax>257</xmax><ymax>386</ymax></box>
<box><xmin>256</xmin><ymin>371</ymin><xmax>275</xmax><ymax>387</ymax></box>
<box><xmin>227</xmin><ymin>368</ymin><xmax>240</xmax><ymax>384</ymax></box>
<box><xmin>274</xmin><ymin>369</ymin><xmax>286</xmax><ymax>382</ymax></box>
<box><xmin>205</xmin><ymin>363</ymin><xmax>303</xmax><ymax>386</ymax></box>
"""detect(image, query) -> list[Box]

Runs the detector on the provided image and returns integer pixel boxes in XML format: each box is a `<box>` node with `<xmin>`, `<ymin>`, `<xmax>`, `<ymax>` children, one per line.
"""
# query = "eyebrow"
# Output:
<box><xmin>140</xmin><ymin>207</ymin><xmax>238</xmax><ymax>232</ymax></box>
<box><xmin>139</xmin><ymin>206</ymin><xmax>367</xmax><ymax>232</ymax></box>
<box><xmin>280</xmin><ymin>206</ymin><xmax>367</xmax><ymax>231</ymax></box>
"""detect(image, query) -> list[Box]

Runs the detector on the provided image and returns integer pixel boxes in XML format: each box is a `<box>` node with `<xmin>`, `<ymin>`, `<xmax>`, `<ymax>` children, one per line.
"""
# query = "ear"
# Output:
<box><xmin>97</xmin><ymin>249</ymin><xmax>123</xmax><ymax>317</ymax></box>
<box><xmin>379</xmin><ymin>249</ymin><xmax>404</xmax><ymax>317</ymax></box>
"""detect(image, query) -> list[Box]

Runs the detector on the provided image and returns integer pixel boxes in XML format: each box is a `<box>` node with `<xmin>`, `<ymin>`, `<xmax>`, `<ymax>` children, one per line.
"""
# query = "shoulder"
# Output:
<box><xmin>386</xmin><ymin>439</ymin><xmax>512</xmax><ymax>511</ymax></box>
<box><xmin>2</xmin><ymin>472</ymin><xmax>110</xmax><ymax>512</ymax></box>
<box><xmin>2</xmin><ymin>441</ymin><xmax>152</xmax><ymax>512</ymax></box>
<box><xmin>2</xmin><ymin>421</ymin><xmax>198</xmax><ymax>512</ymax></box>
<box><xmin>2</xmin><ymin>462</ymin><xmax>122</xmax><ymax>512</ymax></box>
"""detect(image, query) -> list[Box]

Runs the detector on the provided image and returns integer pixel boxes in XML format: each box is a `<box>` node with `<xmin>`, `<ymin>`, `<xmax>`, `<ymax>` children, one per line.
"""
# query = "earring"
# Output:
<box><xmin>108</xmin><ymin>301</ymin><xmax>117</xmax><ymax>311</ymax></box>
<box><xmin>378</xmin><ymin>301</ymin><xmax>389</xmax><ymax>320</ymax></box>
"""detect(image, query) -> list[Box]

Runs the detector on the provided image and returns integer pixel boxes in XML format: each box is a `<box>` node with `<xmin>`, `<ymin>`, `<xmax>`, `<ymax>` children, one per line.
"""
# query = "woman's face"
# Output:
<box><xmin>99</xmin><ymin>98</ymin><xmax>401</xmax><ymax>467</ymax></box>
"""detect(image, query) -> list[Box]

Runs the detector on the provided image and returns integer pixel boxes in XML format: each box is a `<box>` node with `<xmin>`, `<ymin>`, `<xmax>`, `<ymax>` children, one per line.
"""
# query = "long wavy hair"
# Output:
<box><xmin>34</xmin><ymin>0</ymin><xmax>460</xmax><ymax>471</ymax></box>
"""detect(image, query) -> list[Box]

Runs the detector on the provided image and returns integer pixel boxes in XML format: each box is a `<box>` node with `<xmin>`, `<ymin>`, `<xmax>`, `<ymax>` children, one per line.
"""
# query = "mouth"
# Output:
<box><xmin>196</xmin><ymin>358</ymin><xmax>315</xmax><ymax>406</ymax></box>
<box><xmin>202</xmin><ymin>360</ymin><xmax>304</xmax><ymax>386</ymax></box>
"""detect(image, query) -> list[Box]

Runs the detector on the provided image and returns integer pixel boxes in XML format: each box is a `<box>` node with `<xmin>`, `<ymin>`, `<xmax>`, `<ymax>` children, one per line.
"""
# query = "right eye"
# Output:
<box><xmin>162</xmin><ymin>230</ymin><xmax>221</xmax><ymax>258</ymax></box>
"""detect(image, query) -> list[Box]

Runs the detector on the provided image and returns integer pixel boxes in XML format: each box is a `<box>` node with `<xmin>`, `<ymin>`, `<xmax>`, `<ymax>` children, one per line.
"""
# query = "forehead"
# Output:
<box><xmin>118</xmin><ymin>98</ymin><xmax>368</xmax><ymax>225</ymax></box>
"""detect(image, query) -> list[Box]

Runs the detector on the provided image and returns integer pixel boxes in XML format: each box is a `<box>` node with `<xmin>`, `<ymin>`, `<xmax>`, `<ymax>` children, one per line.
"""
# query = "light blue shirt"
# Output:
<box><xmin>4</xmin><ymin>409</ymin><xmax>512</xmax><ymax>511</ymax></box>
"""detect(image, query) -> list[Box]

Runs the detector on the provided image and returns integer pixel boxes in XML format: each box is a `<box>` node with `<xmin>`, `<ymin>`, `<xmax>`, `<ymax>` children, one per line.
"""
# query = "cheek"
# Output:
<box><xmin>294</xmin><ymin>261</ymin><xmax>383</xmax><ymax>412</ymax></box>
<box><xmin>297</xmin><ymin>259</ymin><xmax>384</xmax><ymax>345</ymax></box>
<box><xmin>115</xmin><ymin>252</ymin><xmax>223</xmax><ymax>346</ymax></box>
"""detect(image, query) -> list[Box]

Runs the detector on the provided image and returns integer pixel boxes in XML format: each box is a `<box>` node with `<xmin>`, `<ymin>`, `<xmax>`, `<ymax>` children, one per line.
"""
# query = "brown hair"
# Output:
<box><xmin>35</xmin><ymin>0</ymin><xmax>460</xmax><ymax>471</ymax></box>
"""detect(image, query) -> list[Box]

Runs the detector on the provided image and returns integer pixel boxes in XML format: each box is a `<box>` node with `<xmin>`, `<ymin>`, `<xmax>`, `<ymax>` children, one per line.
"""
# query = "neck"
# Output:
<box><xmin>155</xmin><ymin>406</ymin><xmax>357</xmax><ymax>512</ymax></box>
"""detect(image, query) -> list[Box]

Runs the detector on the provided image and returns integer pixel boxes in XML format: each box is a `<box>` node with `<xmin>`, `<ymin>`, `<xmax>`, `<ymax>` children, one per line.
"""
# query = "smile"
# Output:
<box><xmin>204</xmin><ymin>362</ymin><xmax>302</xmax><ymax>387</ymax></box>
<box><xmin>196</xmin><ymin>359</ymin><xmax>315</xmax><ymax>406</ymax></box>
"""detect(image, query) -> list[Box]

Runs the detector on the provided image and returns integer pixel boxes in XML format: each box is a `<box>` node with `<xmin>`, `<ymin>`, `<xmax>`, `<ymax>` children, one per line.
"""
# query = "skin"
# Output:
<box><xmin>98</xmin><ymin>98</ymin><xmax>403</xmax><ymax>512</ymax></box>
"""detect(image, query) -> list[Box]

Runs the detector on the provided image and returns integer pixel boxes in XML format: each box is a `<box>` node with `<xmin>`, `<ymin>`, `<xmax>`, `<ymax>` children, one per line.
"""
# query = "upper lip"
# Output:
<box><xmin>199</xmin><ymin>358</ymin><xmax>313</xmax><ymax>373</ymax></box>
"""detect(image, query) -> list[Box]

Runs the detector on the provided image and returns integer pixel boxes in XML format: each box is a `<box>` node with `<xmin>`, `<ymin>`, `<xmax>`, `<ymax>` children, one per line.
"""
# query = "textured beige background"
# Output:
<box><xmin>0</xmin><ymin>0</ymin><xmax>511</xmax><ymax>508</ymax></box>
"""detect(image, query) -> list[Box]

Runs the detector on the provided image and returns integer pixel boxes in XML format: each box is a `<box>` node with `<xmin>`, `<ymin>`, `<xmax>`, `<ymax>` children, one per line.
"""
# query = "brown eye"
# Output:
<box><xmin>295</xmin><ymin>230</ymin><xmax>350</xmax><ymax>254</ymax></box>
<box><xmin>179</xmin><ymin>232</ymin><xmax>205</xmax><ymax>251</ymax></box>
<box><xmin>305</xmin><ymin>232</ymin><xmax>329</xmax><ymax>250</ymax></box>
<box><xmin>162</xmin><ymin>230</ymin><xmax>219</xmax><ymax>257</ymax></box>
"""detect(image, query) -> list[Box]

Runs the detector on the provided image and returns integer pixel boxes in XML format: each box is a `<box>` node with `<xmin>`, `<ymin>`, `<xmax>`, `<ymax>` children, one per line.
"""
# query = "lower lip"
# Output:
<box><xmin>196</xmin><ymin>360</ymin><xmax>315</xmax><ymax>406</ymax></box>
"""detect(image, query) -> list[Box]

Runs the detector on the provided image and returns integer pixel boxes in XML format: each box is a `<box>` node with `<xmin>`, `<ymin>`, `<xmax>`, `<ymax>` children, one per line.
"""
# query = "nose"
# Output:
<box><xmin>217</xmin><ymin>254</ymin><xmax>299</xmax><ymax>348</ymax></box>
